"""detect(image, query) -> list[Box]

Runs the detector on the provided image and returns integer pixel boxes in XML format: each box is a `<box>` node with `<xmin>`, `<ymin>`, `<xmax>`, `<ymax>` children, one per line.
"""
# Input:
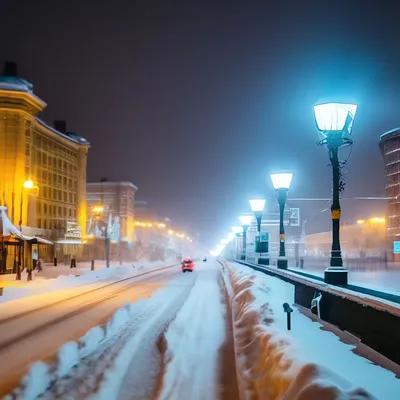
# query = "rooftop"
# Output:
<box><xmin>0</xmin><ymin>62</ymin><xmax>89</xmax><ymax>146</ymax></box>
<box><xmin>87</xmin><ymin>181</ymin><xmax>138</xmax><ymax>190</ymax></box>
<box><xmin>380</xmin><ymin>127</ymin><xmax>400</xmax><ymax>140</ymax></box>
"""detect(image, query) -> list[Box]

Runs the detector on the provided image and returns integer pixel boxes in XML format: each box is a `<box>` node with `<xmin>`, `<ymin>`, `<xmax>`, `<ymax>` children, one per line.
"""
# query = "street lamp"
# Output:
<box><xmin>239</xmin><ymin>215</ymin><xmax>253</xmax><ymax>261</ymax></box>
<box><xmin>249</xmin><ymin>199</ymin><xmax>269</xmax><ymax>264</ymax></box>
<box><xmin>232</xmin><ymin>225</ymin><xmax>243</xmax><ymax>260</ymax></box>
<box><xmin>16</xmin><ymin>179</ymin><xmax>38</xmax><ymax>281</ymax></box>
<box><xmin>314</xmin><ymin>102</ymin><xmax>358</xmax><ymax>285</ymax></box>
<box><xmin>270</xmin><ymin>172</ymin><xmax>293</xmax><ymax>269</ymax></box>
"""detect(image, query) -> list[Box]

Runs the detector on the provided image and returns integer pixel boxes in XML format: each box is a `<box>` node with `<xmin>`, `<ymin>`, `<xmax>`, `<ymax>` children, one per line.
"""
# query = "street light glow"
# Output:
<box><xmin>370</xmin><ymin>217</ymin><xmax>385</xmax><ymax>223</ymax></box>
<box><xmin>232</xmin><ymin>226</ymin><xmax>243</xmax><ymax>234</ymax></box>
<box><xmin>313</xmin><ymin>103</ymin><xmax>357</xmax><ymax>136</ymax></box>
<box><xmin>270</xmin><ymin>172</ymin><xmax>293</xmax><ymax>190</ymax></box>
<box><xmin>93</xmin><ymin>205</ymin><xmax>104</xmax><ymax>214</ymax></box>
<box><xmin>221</xmin><ymin>238</ymin><xmax>230</xmax><ymax>245</ymax></box>
<box><xmin>239</xmin><ymin>215</ymin><xmax>253</xmax><ymax>226</ymax></box>
<box><xmin>357</xmin><ymin>219</ymin><xmax>366</xmax><ymax>224</ymax></box>
<box><xmin>249</xmin><ymin>199</ymin><xmax>266</xmax><ymax>212</ymax></box>
<box><xmin>23</xmin><ymin>179</ymin><xmax>34</xmax><ymax>189</ymax></box>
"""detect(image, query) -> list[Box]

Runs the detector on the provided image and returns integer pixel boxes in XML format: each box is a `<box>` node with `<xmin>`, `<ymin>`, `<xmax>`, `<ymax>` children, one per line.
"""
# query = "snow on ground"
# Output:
<box><xmin>223</xmin><ymin>260</ymin><xmax>400</xmax><ymax>400</ymax></box>
<box><xmin>157</xmin><ymin>262</ymin><xmax>225</xmax><ymax>400</ymax></box>
<box><xmin>8</xmin><ymin>261</ymin><xmax>227</xmax><ymax>400</ymax></box>
<box><xmin>8</xmin><ymin>274</ymin><xmax>192</xmax><ymax>400</ymax></box>
<box><xmin>0</xmin><ymin>260</ymin><xmax>173</xmax><ymax>304</ymax></box>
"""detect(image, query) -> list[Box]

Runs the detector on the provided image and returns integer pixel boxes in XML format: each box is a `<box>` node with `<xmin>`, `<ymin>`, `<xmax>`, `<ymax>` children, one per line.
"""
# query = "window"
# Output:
<box><xmin>42</xmin><ymin>154</ymin><xmax>47</xmax><ymax>166</ymax></box>
<box><xmin>69</xmin><ymin>208</ymin><xmax>72</xmax><ymax>217</ymax></box>
<box><xmin>73</xmin><ymin>208</ymin><xmax>77</xmax><ymax>218</ymax></box>
<box><xmin>58</xmin><ymin>190</ymin><xmax>62</xmax><ymax>201</ymax></box>
<box><xmin>63</xmin><ymin>177</ymin><xmax>67</xmax><ymax>186</ymax></box>
<box><xmin>58</xmin><ymin>175</ymin><xmax>62</xmax><ymax>184</ymax></box>
<box><xmin>43</xmin><ymin>220</ymin><xmax>47</xmax><ymax>229</ymax></box>
<box><xmin>44</xmin><ymin>204</ymin><xmax>47</xmax><ymax>215</ymax></box>
<box><xmin>69</xmin><ymin>193</ymin><xmax>72</xmax><ymax>203</ymax></box>
<box><xmin>37</xmin><ymin>218</ymin><xmax>41</xmax><ymax>228</ymax></box>
<box><xmin>63</xmin><ymin>192</ymin><xmax>67</xmax><ymax>202</ymax></box>
<box><xmin>53</xmin><ymin>158</ymin><xmax>57</xmax><ymax>168</ymax></box>
<box><xmin>63</xmin><ymin>208</ymin><xmax>67</xmax><ymax>217</ymax></box>
<box><xmin>58</xmin><ymin>159</ymin><xmax>62</xmax><ymax>169</ymax></box>
<box><xmin>58</xmin><ymin>206</ymin><xmax>62</xmax><ymax>216</ymax></box>
<box><xmin>43</xmin><ymin>187</ymin><xmax>47</xmax><ymax>199</ymax></box>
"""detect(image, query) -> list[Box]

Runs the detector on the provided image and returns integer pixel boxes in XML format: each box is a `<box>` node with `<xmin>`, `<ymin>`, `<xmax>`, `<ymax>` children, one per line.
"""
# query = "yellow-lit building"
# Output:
<box><xmin>0</xmin><ymin>62</ymin><xmax>89</xmax><ymax>269</ymax></box>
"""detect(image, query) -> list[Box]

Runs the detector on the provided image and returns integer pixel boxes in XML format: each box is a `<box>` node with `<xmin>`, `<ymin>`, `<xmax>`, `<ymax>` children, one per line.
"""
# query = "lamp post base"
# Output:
<box><xmin>324</xmin><ymin>267</ymin><xmax>348</xmax><ymax>285</ymax></box>
<box><xmin>258</xmin><ymin>256</ymin><xmax>270</xmax><ymax>265</ymax></box>
<box><xmin>277</xmin><ymin>257</ymin><xmax>288</xmax><ymax>269</ymax></box>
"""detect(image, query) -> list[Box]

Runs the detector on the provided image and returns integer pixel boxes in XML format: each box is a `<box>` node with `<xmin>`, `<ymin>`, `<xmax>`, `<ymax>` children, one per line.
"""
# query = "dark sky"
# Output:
<box><xmin>2</xmin><ymin>0</ymin><xmax>399</xmax><ymax>245</ymax></box>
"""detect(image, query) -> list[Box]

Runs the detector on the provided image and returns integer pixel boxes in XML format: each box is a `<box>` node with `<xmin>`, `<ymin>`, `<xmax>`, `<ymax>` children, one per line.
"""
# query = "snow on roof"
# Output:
<box><xmin>380</xmin><ymin>127</ymin><xmax>400</xmax><ymax>140</ymax></box>
<box><xmin>0</xmin><ymin>76</ymin><xmax>33</xmax><ymax>93</ymax></box>
<box><xmin>36</xmin><ymin>119</ymin><xmax>90</xmax><ymax>146</ymax></box>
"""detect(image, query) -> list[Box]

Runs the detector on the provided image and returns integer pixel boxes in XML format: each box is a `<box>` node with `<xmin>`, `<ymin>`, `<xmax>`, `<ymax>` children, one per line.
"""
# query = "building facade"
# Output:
<box><xmin>0</xmin><ymin>62</ymin><xmax>90</xmax><ymax>267</ymax></box>
<box><xmin>379</xmin><ymin>128</ymin><xmax>400</xmax><ymax>245</ymax></box>
<box><xmin>86</xmin><ymin>181</ymin><xmax>137</xmax><ymax>243</ymax></box>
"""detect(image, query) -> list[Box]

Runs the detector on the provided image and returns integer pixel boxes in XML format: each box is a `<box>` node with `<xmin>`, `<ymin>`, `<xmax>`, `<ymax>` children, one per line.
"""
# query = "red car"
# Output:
<box><xmin>182</xmin><ymin>257</ymin><xmax>194</xmax><ymax>272</ymax></box>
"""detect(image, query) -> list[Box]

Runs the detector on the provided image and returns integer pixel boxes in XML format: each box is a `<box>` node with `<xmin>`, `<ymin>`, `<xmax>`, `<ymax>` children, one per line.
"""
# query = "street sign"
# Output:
<box><xmin>393</xmin><ymin>241</ymin><xmax>400</xmax><ymax>254</ymax></box>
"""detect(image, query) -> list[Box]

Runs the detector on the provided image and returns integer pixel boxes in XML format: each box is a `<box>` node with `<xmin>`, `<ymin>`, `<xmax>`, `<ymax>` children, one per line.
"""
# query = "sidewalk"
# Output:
<box><xmin>0</xmin><ymin>260</ymin><xmax>135</xmax><ymax>288</ymax></box>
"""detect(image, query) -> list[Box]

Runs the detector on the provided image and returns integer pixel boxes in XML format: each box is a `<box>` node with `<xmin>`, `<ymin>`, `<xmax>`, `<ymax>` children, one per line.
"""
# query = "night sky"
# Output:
<box><xmin>2</xmin><ymin>1</ymin><xmax>399</xmax><ymax>246</ymax></box>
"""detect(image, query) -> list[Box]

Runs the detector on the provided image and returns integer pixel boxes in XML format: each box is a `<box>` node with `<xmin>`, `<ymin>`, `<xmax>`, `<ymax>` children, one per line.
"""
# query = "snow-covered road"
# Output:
<box><xmin>0</xmin><ymin>264</ymin><xmax>179</xmax><ymax>397</ymax></box>
<box><xmin>4</xmin><ymin>259</ymin><xmax>399</xmax><ymax>399</ymax></box>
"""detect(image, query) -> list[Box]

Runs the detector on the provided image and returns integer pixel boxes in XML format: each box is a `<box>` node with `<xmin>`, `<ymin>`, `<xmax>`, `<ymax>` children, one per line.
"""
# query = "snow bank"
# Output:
<box><xmin>222</xmin><ymin>261</ymin><xmax>399</xmax><ymax>400</ymax></box>
<box><xmin>15</xmin><ymin>362</ymin><xmax>51</xmax><ymax>400</ymax></box>
<box><xmin>7</xmin><ymin>300</ymin><xmax>144</xmax><ymax>399</ymax></box>
<box><xmin>0</xmin><ymin>259</ymin><xmax>175</xmax><ymax>304</ymax></box>
<box><xmin>158</xmin><ymin>264</ymin><xmax>225</xmax><ymax>400</ymax></box>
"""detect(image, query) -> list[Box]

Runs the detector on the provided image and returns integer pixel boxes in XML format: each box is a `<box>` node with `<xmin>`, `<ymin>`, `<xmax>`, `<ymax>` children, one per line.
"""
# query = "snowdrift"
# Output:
<box><xmin>7</xmin><ymin>299</ymin><xmax>143</xmax><ymax>400</ymax></box>
<box><xmin>221</xmin><ymin>261</ymin><xmax>379</xmax><ymax>400</ymax></box>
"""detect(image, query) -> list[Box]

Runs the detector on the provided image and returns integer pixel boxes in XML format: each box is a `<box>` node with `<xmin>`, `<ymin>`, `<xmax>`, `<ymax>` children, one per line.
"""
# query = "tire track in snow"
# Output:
<box><xmin>157</xmin><ymin>263</ymin><xmax>226</xmax><ymax>400</ymax></box>
<box><xmin>40</xmin><ymin>274</ymin><xmax>197</xmax><ymax>400</ymax></box>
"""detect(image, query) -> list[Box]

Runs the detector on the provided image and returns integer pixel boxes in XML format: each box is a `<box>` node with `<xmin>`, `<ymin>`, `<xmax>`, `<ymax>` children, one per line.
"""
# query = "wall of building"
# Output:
<box><xmin>86</xmin><ymin>181</ymin><xmax>137</xmax><ymax>243</ymax></box>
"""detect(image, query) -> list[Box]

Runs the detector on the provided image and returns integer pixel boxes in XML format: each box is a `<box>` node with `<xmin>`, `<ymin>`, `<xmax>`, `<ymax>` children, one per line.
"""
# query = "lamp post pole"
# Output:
<box><xmin>249</xmin><ymin>199</ymin><xmax>268</xmax><ymax>265</ymax></box>
<box><xmin>239</xmin><ymin>215</ymin><xmax>253</xmax><ymax>261</ymax></box>
<box><xmin>270</xmin><ymin>172</ymin><xmax>293</xmax><ymax>270</ymax></box>
<box><xmin>314</xmin><ymin>102</ymin><xmax>358</xmax><ymax>285</ymax></box>
<box><xmin>277</xmin><ymin>188</ymin><xmax>288</xmax><ymax>269</ymax></box>
<box><xmin>241</xmin><ymin>225</ymin><xmax>249</xmax><ymax>261</ymax></box>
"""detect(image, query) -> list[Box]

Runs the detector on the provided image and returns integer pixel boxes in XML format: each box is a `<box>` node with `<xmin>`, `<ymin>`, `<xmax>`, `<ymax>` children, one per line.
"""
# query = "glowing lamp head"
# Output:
<box><xmin>249</xmin><ymin>199</ymin><xmax>266</xmax><ymax>213</ymax></box>
<box><xmin>232</xmin><ymin>226</ymin><xmax>243</xmax><ymax>234</ymax></box>
<box><xmin>220</xmin><ymin>238</ymin><xmax>230</xmax><ymax>245</ymax></box>
<box><xmin>23</xmin><ymin>179</ymin><xmax>34</xmax><ymax>189</ymax></box>
<box><xmin>270</xmin><ymin>172</ymin><xmax>293</xmax><ymax>190</ymax></box>
<box><xmin>239</xmin><ymin>215</ymin><xmax>253</xmax><ymax>226</ymax></box>
<box><xmin>313</xmin><ymin>102</ymin><xmax>357</xmax><ymax>137</ymax></box>
<box><xmin>92</xmin><ymin>205</ymin><xmax>104</xmax><ymax>214</ymax></box>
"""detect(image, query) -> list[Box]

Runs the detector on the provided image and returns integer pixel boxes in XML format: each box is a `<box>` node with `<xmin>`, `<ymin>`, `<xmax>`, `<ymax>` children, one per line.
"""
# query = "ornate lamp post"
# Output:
<box><xmin>249</xmin><ymin>199</ymin><xmax>268</xmax><ymax>264</ymax></box>
<box><xmin>232</xmin><ymin>226</ymin><xmax>243</xmax><ymax>259</ymax></box>
<box><xmin>16</xmin><ymin>179</ymin><xmax>37</xmax><ymax>281</ymax></box>
<box><xmin>239</xmin><ymin>215</ymin><xmax>253</xmax><ymax>261</ymax></box>
<box><xmin>313</xmin><ymin>102</ymin><xmax>357</xmax><ymax>285</ymax></box>
<box><xmin>270</xmin><ymin>172</ymin><xmax>293</xmax><ymax>269</ymax></box>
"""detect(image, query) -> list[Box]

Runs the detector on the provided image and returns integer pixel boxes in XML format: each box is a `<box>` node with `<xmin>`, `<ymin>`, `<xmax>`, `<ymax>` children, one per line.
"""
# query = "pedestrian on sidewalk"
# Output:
<box><xmin>37</xmin><ymin>260</ymin><xmax>43</xmax><ymax>272</ymax></box>
<box><xmin>70</xmin><ymin>254</ymin><xmax>76</xmax><ymax>269</ymax></box>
